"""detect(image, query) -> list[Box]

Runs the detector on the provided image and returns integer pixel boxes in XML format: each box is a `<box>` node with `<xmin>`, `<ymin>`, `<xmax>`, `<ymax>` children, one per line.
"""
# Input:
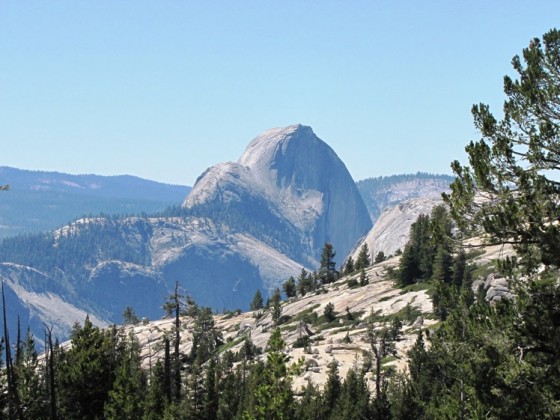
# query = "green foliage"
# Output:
<box><xmin>270</xmin><ymin>288</ymin><xmax>282</xmax><ymax>325</ymax></box>
<box><xmin>292</xmin><ymin>335</ymin><xmax>311</xmax><ymax>349</ymax></box>
<box><xmin>336</xmin><ymin>368</ymin><xmax>371</xmax><ymax>419</ymax></box>
<box><xmin>322</xmin><ymin>360</ymin><xmax>342</xmax><ymax>415</ymax></box>
<box><xmin>244</xmin><ymin>328</ymin><xmax>294</xmax><ymax>419</ymax></box>
<box><xmin>397</xmin><ymin>204</ymin><xmax>458</xmax><ymax>294</ymax></box>
<box><xmin>444</xmin><ymin>28</ymin><xmax>560</xmax><ymax>275</ymax></box>
<box><xmin>319</xmin><ymin>243</ymin><xmax>338</xmax><ymax>284</ymax></box>
<box><xmin>249</xmin><ymin>289</ymin><xmax>263</xmax><ymax>311</ymax></box>
<box><xmin>123</xmin><ymin>306</ymin><xmax>140</xmax><ymax>325</ymax></box>
<box><xmin>346</xmin><ymin>278</ymin><xmax>359</xmax><ymax>288</ymax></box>
<box><xmin>323</xmin><ymin>302</ymin><xmax>336</xmax><ymax>323</ymax></box>
<box><xmin>355</xmin><ymin>243</ymin><xmax>371</xmax><ymax>270</ymax></box>
<box><xmin>359</xmin><ymin>268</ymin><xmax>368</xmax><ymax>286</ymax></box>
<box><xmin>190</xmin><ymin>306</ymin><xmax>223</xmax><ymax>365</ymax></box>
<box><xmin>104</xmin><ymin>332</ymin><xmax>147</xmax><ymax>419</ymax></box>
<box><xmin>297</xmin><ymin>268</ymin><xmax>316</xmax><ymax>297</ymax></box>
<box><xmin>374</xmin><ymin>250</ymin><xmax>386</xmax><ymax>264</ymax></box>
<box><xmin>56</xmin><ymin>317</ymin><xmax>119</xmax><ymax>419</ymax></box>
<box><xmin>343</xmin><ymin>255</ymin><xmax>355</xmax><ymax>275</ymax></box>
<box><xmin>14</xmin><ymin>327</ymin><xmax>48</xmax><ymax>419</ymax></box>
<box><xmin>282</xmin><ymin>276</ymin><xmax>297</xmax><ymax>298</ymax></box>
<box><xmin>396</xmin><ymin>29</ymin><xmax>560</xmax><ymax>419</ymax></box>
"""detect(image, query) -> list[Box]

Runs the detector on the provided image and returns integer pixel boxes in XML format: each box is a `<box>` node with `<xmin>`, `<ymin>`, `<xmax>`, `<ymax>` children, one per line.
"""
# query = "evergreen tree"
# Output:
<box><xmin>163</xmin><ymin>281</ymin><xmax>184</xmax><ymax>402</ymax></box>
<box><xmin>374</xmin><ymin>250</ymin><xmax>386</xmax><ymax>264</ymax></box>
<box><xmin>445</xmin><ymin>28</ymin><xmax>560</xmax><ymax>273</ymax></box>
<box><xmin>323</xmin><ymin>302</ymin><xmax>336</xmax><ymax>323</ymax></box>
<box><xmin>359</xmin><ymin>268</ymin><xmax>368</xmax><ymax>286</ymax></box>
<box><xmin>190</xmin><ymin>306</ymin><xmax>222</xmax><ymax>365</ymax></box>
<box><xmin>15</xmin><ymin>328</ymin><xmax>47</xmax><ymax>420</ymax></box>
<box><xmin>123</xmin><ymin>306</ymin><xmax>140</xmax><ymax>325</ymax></box>
<box><xmin>201</xmin><ymin>356</ymin><xmax>219</xmax><ymax>419</ymax></box>
<box><xmin>57</xmin><ymin>316</ymin><xmax>117</xmax><ymax>419</ymax></box>
<box><xmin>322</xmin><ymin>360</ymin><xmax>341</xmax><ymax>415</ymax></box>
<box><xmin>344</xmin><ymin>255</ymin><xmax>355</xmax><ymax>275</ymax></box>
<box><xmin>367</xmin><ymin>312</ymin><xmax>401</xmax><ymax>417</ymax></box>
<box><xmin>44</xmin><ymin>325</ymin><xmax>57</xmax><ymax>420</ymax></box>
<box><xmin>319</xmin><ymin>243</ymin><xmax>337</xmax><ymax>284</ymax></box>
<box><xmin>294</xmin><ymin>381</ymin><xmax>322</xmax><ymax>420</ymax></box>
<box><xmin>355</xmin><ymin>243</ymin><xmax>371</xmax><ymax>270</ymax></box>
<box><xmin>434</xmin><ymin>29</ymin><xmax>560</xmax><ymax>417</ymax></box>
<box><xmin>105</xmin><ymin>331</ymin><xmax>147</xmax><ymax>419</ymax></box>
<box><xmin>215</xmin><ymin>352</ymin><xmax>242</xmax><ymax>420</ymax></box>
<box><xmin>270</xmin><ymin>288</ymin><xmax>282</xmax><ymax>325</ymax></box>
<box><xmin>282</xmin><ymin>276</ymin><xmax>297</xmax><ymax>298</ymax></box>
<box><xmin>245</xmin><ymin>328</ymin><xmax>294</xmax><ymax>419</ymax></box>
<box><xmin>249</xmin><ymin>289</ymin><xmax>263</xmax><ymax>311</ymax></box>
<box><xmin>297</xmin><ymin>268</ymin><xmax>315</xmax><ymax>296</ymax></box>
<box><xmin>337</xmin><ymin>368</ymin><xmax>371</xmax><ymax>419</ymax></box>
<box><xmin>143</xmin><ymin>361</ymin><xmax>167</xmax><ymax>420</ymax></box>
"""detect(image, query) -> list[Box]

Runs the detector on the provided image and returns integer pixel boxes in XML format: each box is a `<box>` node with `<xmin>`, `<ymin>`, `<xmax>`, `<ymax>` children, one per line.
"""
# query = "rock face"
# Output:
<box><xmin>356</xmin><ymin>173</ymin><xmax>452</xmax><ymax>224</ymax></box>
<box><xmin>0</xmin><ymin>125</ymin><xmax>372</xmax><ymax>342</ymax></box>
<box><xmin>0</xmin><ymin>263</ymin><xmax>108</xmax><ymax>347</ymax></box>
<box><xmin>350</xmin><ymin>197</ymin><xmax>443</xmax><ymax>260</ymax></box>
<box><xmin>185</xmin><ymin>124</ymin><xmax>372</xmax><ymax>265</ymax></box>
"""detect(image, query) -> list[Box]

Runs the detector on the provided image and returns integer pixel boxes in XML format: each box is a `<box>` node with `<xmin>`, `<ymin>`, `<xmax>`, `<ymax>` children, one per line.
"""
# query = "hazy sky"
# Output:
<box><xmin>1</xmin><ymin>1</ymin><xmax>559</xmax><ymax>186</ymax></box>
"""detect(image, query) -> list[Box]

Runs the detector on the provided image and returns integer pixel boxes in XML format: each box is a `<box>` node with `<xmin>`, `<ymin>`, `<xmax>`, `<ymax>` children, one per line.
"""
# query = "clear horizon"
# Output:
<box><xmin>1</xmin><ymin>2</ymin><xmax>559</xmax><ymax>186</ymax></box>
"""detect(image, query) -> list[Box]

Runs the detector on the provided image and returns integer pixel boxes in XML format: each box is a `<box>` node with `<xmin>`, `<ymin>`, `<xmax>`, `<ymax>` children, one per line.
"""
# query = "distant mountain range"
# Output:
<box><xmin>0</xmin><ymin>166</ymin><xmax>190</xmax><ymax>238</ymax></box>
<box><xmin>356</xmin><ymin>173</ymin><xmax>453</xmax><ymax>223</ymax></box>
<box><xmin>0</xmin><ymin>127</ymin><xmax>453</xmax><ymax>346</ymax></box>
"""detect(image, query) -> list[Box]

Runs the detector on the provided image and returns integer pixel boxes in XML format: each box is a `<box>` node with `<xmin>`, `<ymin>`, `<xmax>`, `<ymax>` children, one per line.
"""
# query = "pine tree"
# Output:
<box><xmin>319</xmin><ymin>243</ymin><xmax>337</xmax><ymax>284</ymax></box>
<box><xmin>246</xmin><ymin>328</ymin><xmax>294</xmax><ymax>419</ymax></box>
<box><xmin>374</xmin><ymin>250</ymin><xmax>386</xmax><ymax>264</ymax></box>
<box><xmin>123</xmin><ymin>306</ymin><xmax>140</xmax><ymax>325</ymax></box>
<box><xmin>249</xmin><ymin>289</ymin><xmax>263</xmax><ymax>311</ymax></box>
<box><xmin>270</xmin><ymin>288</ymin><xmax>282</xmax><ymax>325</ymax></box>
<box><xmin>57</xmin><ymin>316</ymin><xmax>117</xmax><ymax>419</ymax></box>
<box><xmin>15</xmin><ymin>328</ymin><xmax>47</xmax><ymax>419</ymax></box>
<box><xmin>359</xmin><ymin>268</ymin><xmax>368</xmax><ymax>286</ymax></box>
<box><xmin>337</xmin><ymin>368</ymin><xmax>371</xmax><ymax>419</ymax></box>
<box><xmin>282</xmin><ymin>276</ymin><xmax>297</xmax><ymax>298</ymax></box>
<box><xmin>322</xmin><ymin>360</ymin><xmax>341</xmax><ymax>415</ymax></box>
<box><xmin>323</xmin><ymin>302</ymin><xmax>336</xmax><ymax>323</ymax></box>
<box><xmin>143</xmin><ymin>361</ymin><xmax>167</xmax><ymax>420</ymax></box>
<box><xmin>295</xmin><ymin>381</ymin><xmax>322</xmax><ymax>420</ymax></box>
<box><xmin>438</xmin><ymin>29</ymin><xmax>560</xmax><ymax>416</ymax></box>
<box><xmin>297</xmin><ymin>268</ymin><xmax>315</xmax><ymax>296</ymax></box>
<box><xmin>355</xmin><ymin>243</ymin><xmax>371</xmax><ymax>270</ymax></box>
<box><xmin>105</xmin><ymin>331</ymin><xmax>147</xmax><ymax>419</ymax></box>
<box><xmin>344</xmin><ymin>255</ymin><xmax>355</xmax><ymax>275</ymax></box>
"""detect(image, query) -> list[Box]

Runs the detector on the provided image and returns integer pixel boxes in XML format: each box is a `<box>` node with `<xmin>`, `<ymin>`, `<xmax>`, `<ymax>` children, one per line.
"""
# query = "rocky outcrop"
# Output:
<box><xmin>350</xmin><ymin>197</ymin><xmax>442</xmax><ymax>260</ymax></box>
<box><xmin>472</xmin><ymin>273</ymin><xmax>514</xmax><ymax>303</ymax></box>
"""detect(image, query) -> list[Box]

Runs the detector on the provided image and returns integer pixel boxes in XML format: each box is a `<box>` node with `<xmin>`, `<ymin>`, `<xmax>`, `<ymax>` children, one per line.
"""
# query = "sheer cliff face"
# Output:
<box><xmin>184</xmin><ymin>124</ymin><xmax>372</xmax><ymax>264</ymax></box>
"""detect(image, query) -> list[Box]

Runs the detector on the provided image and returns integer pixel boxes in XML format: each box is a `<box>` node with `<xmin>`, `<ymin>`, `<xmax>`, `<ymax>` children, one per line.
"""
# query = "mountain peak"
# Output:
<box><xmin>185</xmin><ymin>125</ymin><xmax>372</xmax><ymax>264</ymax></box>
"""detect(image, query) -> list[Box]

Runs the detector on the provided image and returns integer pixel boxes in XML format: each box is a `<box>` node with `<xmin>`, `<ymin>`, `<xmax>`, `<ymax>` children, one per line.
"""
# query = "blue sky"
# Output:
<box><xmin>1</xmin><ymin>1</ymin><xmax>559</xmax><ymax>186</ymax></box>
